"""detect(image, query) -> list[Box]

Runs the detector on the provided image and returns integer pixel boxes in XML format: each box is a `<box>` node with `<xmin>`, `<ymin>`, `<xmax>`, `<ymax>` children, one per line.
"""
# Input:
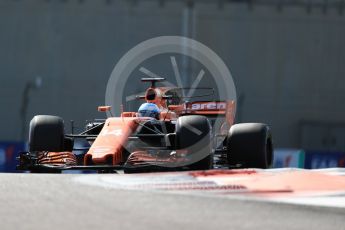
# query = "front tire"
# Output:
<box><xmin>226</xmin><ymin>123</ymin><xmax>273</xmax><ymax>169</ymax></box>
<box><xmin>29</xmin><ymin>115</ymin><xmax>67</xmax><ymax>152</ymax></box>
<box><xmin>175</xmin><ymin>115</ymin><xmax>213</xmax><ymax>170</ymax></box>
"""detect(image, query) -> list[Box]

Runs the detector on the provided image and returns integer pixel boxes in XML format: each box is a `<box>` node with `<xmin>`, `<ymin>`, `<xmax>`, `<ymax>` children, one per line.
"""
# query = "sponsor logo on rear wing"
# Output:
<box><xmin>188</xmin><ymin>102</ymin><xmax>227</xmax><ymax>111</ymax></box>
<box><xmin>183</xmin><ymin>101</ymin><xmax>236</xmax><ymax>125</ymax></box>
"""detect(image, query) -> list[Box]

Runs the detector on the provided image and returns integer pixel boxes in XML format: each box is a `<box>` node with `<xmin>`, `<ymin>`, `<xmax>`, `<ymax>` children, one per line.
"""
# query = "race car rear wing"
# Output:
<box><xmin>169</xmin><ymin>100</ymin><xmax>236</xmax><ymax>126</ymax></box>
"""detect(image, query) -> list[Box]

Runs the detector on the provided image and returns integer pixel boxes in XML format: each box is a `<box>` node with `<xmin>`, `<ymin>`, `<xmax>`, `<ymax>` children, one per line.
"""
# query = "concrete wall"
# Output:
<box><xmin>1</xmin><ymin>0</ymin><xmax>345</xmax><ymax>150</ymax></box>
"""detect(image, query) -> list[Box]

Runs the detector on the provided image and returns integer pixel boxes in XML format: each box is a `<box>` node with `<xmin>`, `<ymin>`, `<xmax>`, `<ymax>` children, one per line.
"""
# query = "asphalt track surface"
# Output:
<box><xmin>1</xmin><ymin>173</ymin><xmax>345</xmax><ymax>230</ymax></box>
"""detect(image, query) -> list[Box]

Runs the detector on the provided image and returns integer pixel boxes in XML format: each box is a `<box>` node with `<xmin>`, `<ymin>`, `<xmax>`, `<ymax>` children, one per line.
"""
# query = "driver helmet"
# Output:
<box><xmin>138</xmin><ymin>103</ymin><xmax>160</xmax><ymax>119</ymax></box>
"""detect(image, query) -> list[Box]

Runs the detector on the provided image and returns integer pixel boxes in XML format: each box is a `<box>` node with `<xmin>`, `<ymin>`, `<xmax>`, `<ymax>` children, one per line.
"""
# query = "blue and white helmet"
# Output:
<box><xmin>138</xmin><ymin>103</ymin><xmax>160</xmax><ymax>119</ymax></box>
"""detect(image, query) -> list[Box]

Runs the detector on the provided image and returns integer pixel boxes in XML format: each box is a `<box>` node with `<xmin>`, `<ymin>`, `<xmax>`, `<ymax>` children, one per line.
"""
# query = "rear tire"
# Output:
<box><xmin>226</xmin><ymin>123</ymin><xmax>273</xmax><ymax>169</ymax></box>
<box><xmin>175</xmin><ymin>115</ymin><xmax>213</xmax><ymax>170</ymax></box>
<box><xmin>29</xmin><ymin>115</ymin><xmax>67</xmax><ymax>152</ymax></box>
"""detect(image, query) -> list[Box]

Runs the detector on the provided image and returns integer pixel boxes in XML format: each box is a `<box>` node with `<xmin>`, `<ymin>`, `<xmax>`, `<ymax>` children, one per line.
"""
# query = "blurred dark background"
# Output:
<box><xmin>1</xmin><ymin>0</ymin><xmax>345</xmax><ymax>170</ymax></box>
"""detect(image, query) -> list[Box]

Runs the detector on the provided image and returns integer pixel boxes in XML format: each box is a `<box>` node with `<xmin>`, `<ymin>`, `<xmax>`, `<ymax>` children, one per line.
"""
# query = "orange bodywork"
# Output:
<box><xmin>85</xmin><ymin>86</ymin><xmax>236</xmax><ymax>166</ymax></box>
<box><xmin>84</xmin><ymin>117</ymin><xmax>140</xmax><ymax>165</ymax></box>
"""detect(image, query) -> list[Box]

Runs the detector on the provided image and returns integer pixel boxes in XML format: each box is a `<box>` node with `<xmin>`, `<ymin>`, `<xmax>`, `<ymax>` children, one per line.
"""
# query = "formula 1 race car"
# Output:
<box><xmin>17</xmin><ymin>78</ymin><xmax>273</xmax><ymax>173</ymax></box>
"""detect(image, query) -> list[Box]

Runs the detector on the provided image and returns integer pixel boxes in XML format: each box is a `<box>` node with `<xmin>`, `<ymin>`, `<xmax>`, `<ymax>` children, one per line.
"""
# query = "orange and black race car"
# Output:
<box><xmin>17</xmin><ymin>78</ymin><xmax>273</xmax><ymax>173</ymax></box>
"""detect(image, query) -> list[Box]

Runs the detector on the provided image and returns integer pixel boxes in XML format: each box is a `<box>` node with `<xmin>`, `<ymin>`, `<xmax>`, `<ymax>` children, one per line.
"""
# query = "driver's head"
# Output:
<box><xmin>138</xmin><ymin>103</ymin><xmax>160</xmax><ymax>119</ymax></box>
